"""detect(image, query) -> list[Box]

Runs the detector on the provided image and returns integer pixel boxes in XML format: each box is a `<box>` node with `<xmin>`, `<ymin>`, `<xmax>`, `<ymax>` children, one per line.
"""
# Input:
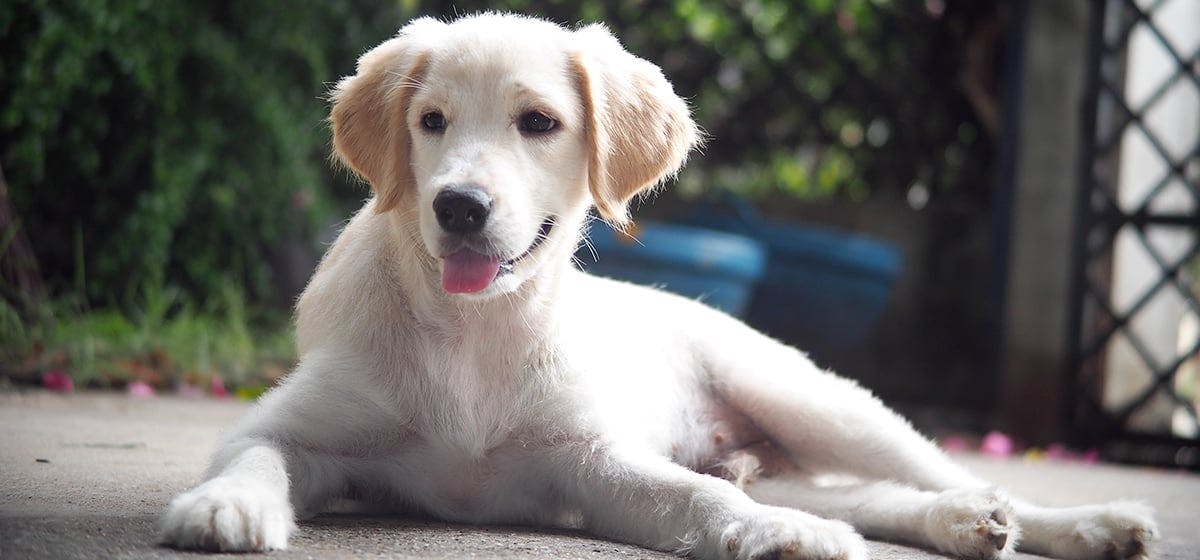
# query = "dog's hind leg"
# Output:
<box><xmin>704</xmin><ymin>325</ymin><xmax>1159</xmax><ymax>559</ymax></box>
<box><xmin>1003</xmin><ymin>499</ymin><xmax>1157</xmax><ymax>560</ymax></box>
<box><xmin>744</xmin><ymin>471</ymin><xmax>1016</xmax><ymax>560</ymax></box>
<box><xmin>550</xmin><ymin>442</ymin><xmax>869</xmax><ymax>560</ymax></box>
<box><xmin>705</xmin><ymin>333</ymin><xmax>982</xmax><ymax>491</ymax></box>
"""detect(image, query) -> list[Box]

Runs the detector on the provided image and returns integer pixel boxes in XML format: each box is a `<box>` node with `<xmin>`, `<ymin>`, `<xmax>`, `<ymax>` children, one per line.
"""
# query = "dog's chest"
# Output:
<box><xmin>404</xmin><ymin>324</ymin><xmax>561</xmax><ymax>440</ymax></box>
<box><xmin>389</xmin><ymin>335</ymin><xmax>565</xmax><ymax>520</ymax></box>
<box><xmin>399</xmin><ymin>409</ymin><xmax>564</xmax><ymax>523</ymax></box>
<box><xmin>401</xmin><ymin>436</ymin><xmax>554</xmax><ymax>522</ymax></box>
<box><xmin>406</xmin><ymin>347</ymin><xmax>532</xmax><ymax>448</ymax></box>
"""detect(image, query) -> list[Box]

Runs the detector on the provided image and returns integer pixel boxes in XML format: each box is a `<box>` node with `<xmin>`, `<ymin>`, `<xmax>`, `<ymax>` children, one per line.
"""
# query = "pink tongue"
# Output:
<box><xmin>442</xmin><ymin>249</ymin><xmax>501</xmax><ymax>294</ymax></box>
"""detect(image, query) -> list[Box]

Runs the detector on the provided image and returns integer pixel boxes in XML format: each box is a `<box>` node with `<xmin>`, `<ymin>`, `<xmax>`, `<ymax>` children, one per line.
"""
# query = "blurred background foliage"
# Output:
<box><xmin>1</xmin><ymin>0</ymin><xmax>404</xmax><ymax>307</ymax></box>
<box><xmin>0</xmin><ymin>0</ymin><xmax>1004</xmax><ymax>392</ymax></box>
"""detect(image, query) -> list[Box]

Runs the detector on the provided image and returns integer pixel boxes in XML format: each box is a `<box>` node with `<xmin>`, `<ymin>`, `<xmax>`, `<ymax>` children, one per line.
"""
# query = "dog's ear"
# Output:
<box><xmin>330</xmin><ymin>19</ymin><xmax>440</xmax><ymax>214</ymax></box>
<box><xmin>571</xmin><ymin>25</ymin><xmax>701</xmax><ymax>226</ymax></box>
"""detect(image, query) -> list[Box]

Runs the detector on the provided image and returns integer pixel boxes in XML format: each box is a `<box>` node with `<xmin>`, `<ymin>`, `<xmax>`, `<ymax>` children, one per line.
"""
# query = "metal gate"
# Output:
<box><xmin>1069</xmin><ymin>0</ymin><xmax>1200</xmax><ymax>468</ymax></box>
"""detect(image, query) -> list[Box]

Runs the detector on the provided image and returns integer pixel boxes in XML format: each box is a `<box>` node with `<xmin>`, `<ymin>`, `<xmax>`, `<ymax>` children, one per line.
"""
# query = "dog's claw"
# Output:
<box><xmin>975</xmin><ymin>522</ymin><xmax>1009</xmax><ymax>551</ymax></box>
<box><xmin>988</xmin><ymin>530</ymin><xmax>1008</xmax><ymax>551</ymax></box>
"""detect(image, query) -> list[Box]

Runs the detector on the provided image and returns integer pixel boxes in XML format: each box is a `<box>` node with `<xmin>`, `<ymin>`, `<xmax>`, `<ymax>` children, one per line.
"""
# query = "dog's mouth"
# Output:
<box><xmin>441</xmin><ymin>217</ymin><xmax>555</xmax><ymax>294</ymax></box>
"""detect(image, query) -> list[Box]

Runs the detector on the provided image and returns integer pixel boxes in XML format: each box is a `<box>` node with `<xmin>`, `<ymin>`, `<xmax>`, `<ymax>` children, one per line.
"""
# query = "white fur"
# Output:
<box><xmin>159</xmin><ymin>13</ymin><xmax>1159</xmax><ymax>560</ymax></box>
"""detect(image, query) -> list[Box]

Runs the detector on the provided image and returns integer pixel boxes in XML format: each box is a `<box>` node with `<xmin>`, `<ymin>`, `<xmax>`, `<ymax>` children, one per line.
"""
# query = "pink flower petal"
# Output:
<box><xmin>127</xmin><ymin>380</ymin><xmax>155</xmax><ymax>398</ymax></box>
<box><xmin>41</xmin><ymin>371</ymin><xmax>74</xmax><ymax>393</ymax></box>
<box><xmin>210</xmin><ymin>376</ymin><xmax>229</xmax><ymax>399</ymax></box>
<box><xmin>980</xmin><ymin>431</ymin><xmax>1015</xmax><ymax>458</ymax></box>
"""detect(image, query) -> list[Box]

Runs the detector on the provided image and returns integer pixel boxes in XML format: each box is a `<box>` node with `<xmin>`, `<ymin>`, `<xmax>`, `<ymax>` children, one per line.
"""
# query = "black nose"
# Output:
<box><xmin>433</xmin><ymin>186</ymin><xmax>492</xmax><ymax>234</ymax></box>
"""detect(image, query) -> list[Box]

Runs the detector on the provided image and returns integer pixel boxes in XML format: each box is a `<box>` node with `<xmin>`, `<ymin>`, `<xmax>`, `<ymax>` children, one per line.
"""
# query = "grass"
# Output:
<box><xmin>0</xmin><ymin>282</ymin><xmax>295</xmax><ymax>395</ymax></box>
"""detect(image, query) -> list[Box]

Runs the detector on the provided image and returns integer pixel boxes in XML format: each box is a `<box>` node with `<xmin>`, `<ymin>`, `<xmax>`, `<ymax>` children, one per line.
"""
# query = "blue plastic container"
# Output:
<box><xmin>685</xmin><ymin>204</ymin><xmax>903</xmax><ymax>355</ymax></box>
<box><xmin>577</xmin><ymin>221</ymin><xmax>768</xmax><ymax>316</ymax></box>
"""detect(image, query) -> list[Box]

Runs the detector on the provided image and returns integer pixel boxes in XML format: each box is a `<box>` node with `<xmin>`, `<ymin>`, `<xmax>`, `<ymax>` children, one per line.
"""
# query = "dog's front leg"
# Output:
<box><xmin>158</xmin><ymin>442</ymin><xmax>296</xmax><ymax>552</ymax></box>
<box><xmin>553</xmin><ymin>443</ymin><xmax>866</xmax><ymax>560</ymax></box>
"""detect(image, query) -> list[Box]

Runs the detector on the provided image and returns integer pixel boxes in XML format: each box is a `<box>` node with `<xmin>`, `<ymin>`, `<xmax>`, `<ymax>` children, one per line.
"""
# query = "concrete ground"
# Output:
<box><xmin>1</xmin><ymin>391</ymin><xmax>1197</xmax><ymax>559</ymax></box>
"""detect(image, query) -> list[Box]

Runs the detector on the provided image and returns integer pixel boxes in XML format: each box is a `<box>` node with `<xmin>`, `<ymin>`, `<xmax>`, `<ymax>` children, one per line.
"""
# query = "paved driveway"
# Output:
<box><xmin>2</xmin><ymin>391</ymin><xmax>1196</xmax><ymax>559</ymax></box>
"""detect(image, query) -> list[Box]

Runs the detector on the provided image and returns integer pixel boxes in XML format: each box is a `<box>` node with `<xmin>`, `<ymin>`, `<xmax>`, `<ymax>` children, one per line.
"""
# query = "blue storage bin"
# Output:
<box><xmin>685</xmin><ymin>201</ymin><xmax>903</xmax><ymax>354</ymax></box>
<box><xmin>577</xmin><ymin>221</ymin><xmax>768</xmax><ymax>316</ymax></box>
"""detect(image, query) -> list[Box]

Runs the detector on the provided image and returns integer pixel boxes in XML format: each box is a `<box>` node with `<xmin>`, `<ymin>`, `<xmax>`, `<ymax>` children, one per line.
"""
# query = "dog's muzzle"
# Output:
<box><xmin>441</xmin><ymin>217</ymin><xmax>555</xmax><ymax>294</ymax></box>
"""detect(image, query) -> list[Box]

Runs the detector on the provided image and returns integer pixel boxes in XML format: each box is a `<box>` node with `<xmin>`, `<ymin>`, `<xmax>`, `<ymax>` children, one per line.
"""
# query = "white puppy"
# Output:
<box><xmin>159</xmin><ymin>13</ymin><xmax>1159</xmax><ymax>560</ymax></box>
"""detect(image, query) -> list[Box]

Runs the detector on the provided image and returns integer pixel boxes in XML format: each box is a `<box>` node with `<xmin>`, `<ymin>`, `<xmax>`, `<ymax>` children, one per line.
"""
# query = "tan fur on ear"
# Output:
<box><xmin>571</xmin><ymin>26</ymin><xmax>700</xmax><ymax>225</ymax></box>
<box><xmin>330</xmin><ymin>21</ymin><xmax>438</xmax><ymax>214</ymax></box>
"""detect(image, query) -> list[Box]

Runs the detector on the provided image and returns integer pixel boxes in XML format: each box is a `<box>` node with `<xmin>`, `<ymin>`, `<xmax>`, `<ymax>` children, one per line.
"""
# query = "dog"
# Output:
<box><xmin>159</xmin><ymin>13</ymin><xmax>1159</xmax><ymax>560</ymax></box>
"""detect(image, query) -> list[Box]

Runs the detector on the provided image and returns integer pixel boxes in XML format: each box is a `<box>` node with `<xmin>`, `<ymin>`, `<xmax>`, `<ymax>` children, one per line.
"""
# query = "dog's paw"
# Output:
<box><xmin>1050</xmin><ymin>501</ymin><xmax>1158</xmax><ymax>560</ymax></box>
<box><xmin>719</xmin><ymin>507</ymin><xmax>867</xmax><ymax>560</ymax></box>
<box><xmin>158</xmin><ymin>476</ymin><xmax>296</xmax><ymax>552</ymax></box>
<box><xmin>924</xmin><ymin>488</ymin><xmax>1018</xmax><ymax>560</ymax></box>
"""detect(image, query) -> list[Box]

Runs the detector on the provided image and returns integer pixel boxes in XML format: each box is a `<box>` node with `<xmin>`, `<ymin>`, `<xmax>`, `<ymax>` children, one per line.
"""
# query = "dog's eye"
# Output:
<box><xmin>422</xmin><ymin>111</ymin><xmax>446</xmax><ymax>132</ymax></box>
<box><xmin>519</xmin><ymin>111</ymin><xmax>557</xmax><ymax>134</ymax></box>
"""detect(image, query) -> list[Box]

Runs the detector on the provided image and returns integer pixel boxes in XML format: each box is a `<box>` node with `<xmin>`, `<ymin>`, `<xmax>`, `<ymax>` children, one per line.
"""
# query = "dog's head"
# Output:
<box><xmin>330</xmin><ymin>14</ymin><xmax>698</xmax><ymax>298</ymax></box>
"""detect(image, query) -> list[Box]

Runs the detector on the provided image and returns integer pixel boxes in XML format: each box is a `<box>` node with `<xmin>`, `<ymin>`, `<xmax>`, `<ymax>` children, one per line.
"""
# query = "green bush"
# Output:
<box><xmin>1</xmin><ymin>0</ymin><xmax>415</xmax><ymax>308</ymax></box>
<box><xmin>0</xmin><ymin>281</ymin><xmax>294</xmax><ymax>390</ymax></box>
<box><xmin>1</xmin><ymin>0</ymin><xmax>421</xmax><ymax>388</ymax></box>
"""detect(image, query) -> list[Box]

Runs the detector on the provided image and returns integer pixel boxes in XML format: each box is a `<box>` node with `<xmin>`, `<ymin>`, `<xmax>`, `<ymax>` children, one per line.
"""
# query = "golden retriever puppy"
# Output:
<box><xmin>159</xmin><ymin>13</ymin><xmax>1158</xmax><ymax>560</ymax></box>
